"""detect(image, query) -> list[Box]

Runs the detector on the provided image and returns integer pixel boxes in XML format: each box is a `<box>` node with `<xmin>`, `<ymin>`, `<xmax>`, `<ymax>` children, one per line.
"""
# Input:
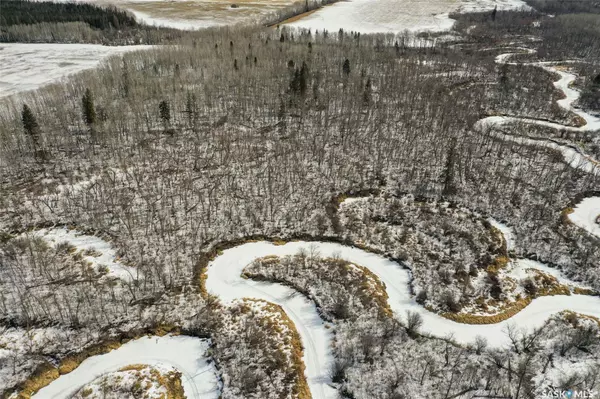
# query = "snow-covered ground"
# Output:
<box><xmin>489</xmin><ymin>218</ymin><xmax>516</xmax><ymax>251</ymax></box>
<box><xmin>286</xmin><ymin>0</ymin><xmax>529</xmax><ymax>34</ymax></box>
<box><xmin>478</xmin><ymin>116</ymin><xmax>600</xmax><ymax>174</ymax></box>
<box><xmin>0</xmin><ymin>43</ymin><xmax>151</xmax><ymax>99</ymax></box>
<box><xmin>569</xmin><ymin>197</ymin><xmax>600</xmax><ymax>239</ymax></box>
<box><xmin>32</xmin><ymin>335</ymin><xmax>220</xmax><ymax>399</ymax></box>
<box><xmin>206</xmin><ymin>241</ymin><xmax>600</xmax><ymax>355</ymax></box>
<box><xmin>27</xmin><ymin>228</ymin><xmax>141</xmax><ymax>281</ymax></box>
<box><xmin>549</xmin><ymin>67</ymin><xmax>600</xmax><ymax>132</ymax></box>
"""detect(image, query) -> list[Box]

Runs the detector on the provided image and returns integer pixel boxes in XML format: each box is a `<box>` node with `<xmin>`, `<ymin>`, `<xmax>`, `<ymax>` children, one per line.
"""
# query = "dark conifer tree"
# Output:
<box><xmin>159</xmin><ymin>100</ymin><xmax>171</xmax><ymax>129</ymax></box>
<box><xmin>343</xmin><ymin>59</ymin><xmax>351</xmax><ymax>76</ymax></box>
<box><xmin>81</xmin><ymin>88</ymin><xmax>96</xmax><ymax>127</ymax></box>
<box><xmin>21</xmin><ymin>104</ymin><xmax>40</xmax><ymax>148</ymax></box>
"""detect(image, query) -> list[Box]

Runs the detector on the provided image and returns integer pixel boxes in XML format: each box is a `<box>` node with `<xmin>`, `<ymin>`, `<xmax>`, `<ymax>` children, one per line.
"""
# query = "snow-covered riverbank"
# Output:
<box><xmin>32</xmin><ymin>335</ymin><xmax>220</xmax><ymax>399</ymax></box>
<box><xmin>206</xmin><ymin>242</ymin><xmax>338</xmax><ymax>399</ymax></box>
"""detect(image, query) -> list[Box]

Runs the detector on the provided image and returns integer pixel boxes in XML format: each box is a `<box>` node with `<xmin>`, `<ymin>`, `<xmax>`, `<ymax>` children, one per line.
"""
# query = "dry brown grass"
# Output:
<box><xmin>11</xmin><ymin>363</ymin><xmax>59</xmax><ymax>399</ymax></box>
<box><xmin>440</xmin><ymin>298</ymin><xmax>533</xmax><ymax>325</ymax></box>
<box><xmin>486</xmin><ymin>255</ymin><xmax>510</xmax><ymax>274</ymax></box>
<box><xmin>574</xmin><ymin>287</ymin><xmax>597</xmax><ymax>295</ymax></box>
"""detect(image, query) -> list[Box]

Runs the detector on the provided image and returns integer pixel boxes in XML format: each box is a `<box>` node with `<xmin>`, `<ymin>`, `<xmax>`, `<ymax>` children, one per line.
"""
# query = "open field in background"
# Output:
<box><xmin>286</xmin><ymin>0</ymin><xmax>530</xmax><ymax>33</ymax></box>
<box><xmin>33</xmin><ymin>0</ymin><xmax>530</xmax><ymax>32</ymax></box>
<box><xmin>125</xmin><ymin>0</ymin><xmax>298</xmax><ymax>29</ymax></box>
<box><xmin>0</xmin><ymin>43</ymin><xmax>152</xmax><ymax>98</ymax></box>
<box><xmin>36</xmin><ymin>0</ymin><xmax>302</xmax><ymax>29</ymax></box>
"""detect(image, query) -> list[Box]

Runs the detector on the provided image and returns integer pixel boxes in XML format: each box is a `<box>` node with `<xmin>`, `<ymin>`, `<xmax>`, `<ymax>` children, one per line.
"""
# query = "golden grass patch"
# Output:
<box><xmin>574</xmin><ymin>287</ymin><xmax>597</xmax><ymax>295</ymax></box>
<box><xmin>486</xmin><ymin>255</ymin><xmax>510</xmax><ymax>274</ymax></box>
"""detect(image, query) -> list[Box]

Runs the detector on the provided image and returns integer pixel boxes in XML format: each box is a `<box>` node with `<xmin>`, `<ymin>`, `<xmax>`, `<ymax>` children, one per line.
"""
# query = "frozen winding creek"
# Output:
<box><xmin>32</xmin><ymin>335</ymin><xmax>220</xmax><ymax>399</ymax></box>
<box><xmin>206</xmin><ymin>239</ymin><xmax>600</xmax><ymax>398</ymax></box>
<box><xmin>31</xmin><ymin>210</ymin><xmax>600</xmax><ymax>399</ymax></box>
<box><xmin>475</xmin><ymin>50</ymin><xmax>600</xmax><ymax>174</ymax></box>
<box><xmin>14</xmin><ymin>46</ymin><xmax>600</xmax><ymax>399</ymax></box>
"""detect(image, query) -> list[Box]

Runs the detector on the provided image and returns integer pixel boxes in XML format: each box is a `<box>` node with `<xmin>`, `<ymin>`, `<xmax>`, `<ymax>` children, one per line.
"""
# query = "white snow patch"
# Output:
<box><xmin>569</xmin><ymin>197</ymin><xmax>600</xmax><ymax>239</ymax></box>
<box><xmin>28</xmin><ymin>228</ymin><xmax>141</xmax><ymax>281</ymax></box>
<box><xmin>32</xmin><ymin>335</ymin><xmax>220</xmax><ymax>399</ymax></box>
<box><xmin>340</xmin><ymin>196</ymin><xmax>369</xmax><ymax>206</ymax></box>
<box><xmin>0</xmin><ymin>43</ymin><xmax>152</xmax><ymax>99</ymax></box>
<box><xmin>207</xmin><ymin>241</ymin><xmax>600</xmax><ymax>353</ymax></box>
<box><xmin>489</xmin><ymin>218</ymin><xmax>515</xmax><ymax>251</ymax></box>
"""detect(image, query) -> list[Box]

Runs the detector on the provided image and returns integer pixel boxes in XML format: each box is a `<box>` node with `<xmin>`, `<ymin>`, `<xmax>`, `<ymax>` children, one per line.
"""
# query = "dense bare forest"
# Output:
<box><xmin>1</xmin><ymin>1</ymin><xmax>600</xmax><ymax>398</ymax></box>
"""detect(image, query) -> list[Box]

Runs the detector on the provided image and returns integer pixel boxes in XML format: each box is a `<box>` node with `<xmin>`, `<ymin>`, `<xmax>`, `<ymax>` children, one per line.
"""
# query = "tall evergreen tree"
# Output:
<box><xmin>363</xmin><ymin>78</ymin><xmax>373</xmax><ymax>106</ymax></box>
<box><xmin>159</xmin><ymin>100</ymin><xmax>171</xmax><ymax>127</ymax></box>
<box><xmin>81</xmin><ymin>88</ymin><xmax>96</xmax><ymax>127</ymax></box>
<box><xmin>442</xmin><ymin>139</ymin><xmax>458</xmax><ymax>197</ymax></box>
<box><xmin>343</xmin><ymin>59</ymin><xmax>351</xmax><ymax>76</ymax></box>
<box><xmin>184</xmin><ymin>92</ymin><xmax>198</xmax><ymax>130</ymax></box>
<box><xmin>299</xmin><ymin>61</ymin><xmax>309</xmax><ymax>97</ymax></box>
<box><xmin>21</xmin><ymin>104</ymin><xmax>40</xmax><ymax>148</ymax></box>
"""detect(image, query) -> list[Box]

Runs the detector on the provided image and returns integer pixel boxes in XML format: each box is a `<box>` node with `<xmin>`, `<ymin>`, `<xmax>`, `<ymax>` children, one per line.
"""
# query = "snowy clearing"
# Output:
<box><xmin>0</xmin><ymin>43</ymin><xmax>151</xmax><ymax>99</ymax></box>
<box><xmin>27</xmin><ymin>228</ymin><xmax>141</xmax><ymax>281</ymax></box>
<box><xmin>32</xmin><ymin>335</ymin><xmax>220</xmax><ymax>399</ymax></box>
<box><xmin>286</xmin><ymin>0</ymin><xmax>529</xmax><ymax>34</ymax></box>
<box><xmin>206</xmin><ymin>241</ymin><xmax>600</xmax><ymax>352</ymax></box>
<box><xmin>569</xmin><ymin>197</ymin><xmax>600</xmax><ymax>239</ymax></box>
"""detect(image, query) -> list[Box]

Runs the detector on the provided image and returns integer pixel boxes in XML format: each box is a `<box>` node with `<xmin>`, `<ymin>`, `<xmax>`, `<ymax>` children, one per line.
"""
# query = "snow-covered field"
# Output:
<box><xmin>0</xmin><ymin>43</ymin><xmax>151</xmax><ymax>99</ymax></box>
<box><xmin>30</xmin><ymin>0</ymin><xmax>296</xmax><ymax>31</ymax></box>
<box><xmin>569</xmin><ymin>197</ymin><xmax>600</xmax><ymax>239</ymax></box>
<box><xmin>206</xmin><ymin>238</ymin><xmax>600</xmax><ymax>394</ymax></box>
<box><xmin>27</xmin><ymin>0</ymin><xmax>528</xmax><ymax>34</ymax></box>
<box><xmin>28</xmin><ymin>228</ymin><xmax>141</xmax><ymax>281</ymax></box>
<box><xmin>286</xmin><ymin>0</ymin><xmax>529</xmax><ymax>33</ymax></box>
<box><xmin>32</xmin><ymin>335</ymin><xmax>220</xmax><ymax>399</ymax></box>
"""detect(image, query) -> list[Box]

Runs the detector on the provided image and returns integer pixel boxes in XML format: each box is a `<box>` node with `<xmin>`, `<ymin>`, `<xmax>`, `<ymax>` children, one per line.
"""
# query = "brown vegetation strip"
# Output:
<box><xmin>241</xmin><ymin>299</ymin><xmax>311</xmax><ymax>399</ymax></box>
